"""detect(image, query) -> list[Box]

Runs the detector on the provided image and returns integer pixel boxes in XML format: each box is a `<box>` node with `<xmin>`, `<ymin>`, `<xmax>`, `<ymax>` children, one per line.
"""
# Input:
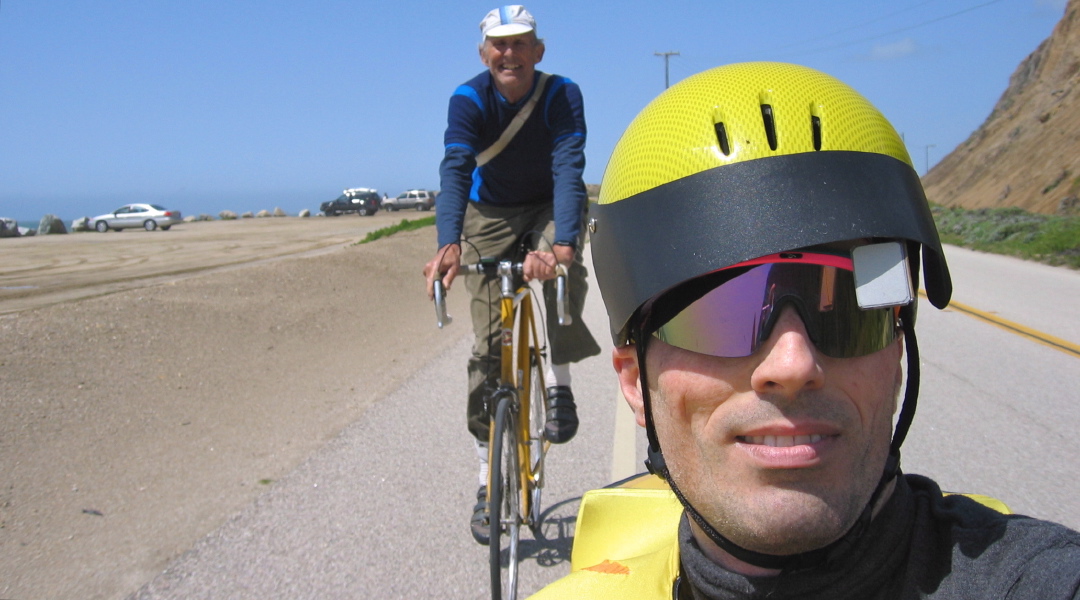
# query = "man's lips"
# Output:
<box><xmin>739</xmin><ymin>434</ymin><xmax>825</xmax><ymax>447</ymax></box>
<box><xmin>734</xmin><ymin>428</ymin><xmax>838</xmax><ymax>467</ymax></box>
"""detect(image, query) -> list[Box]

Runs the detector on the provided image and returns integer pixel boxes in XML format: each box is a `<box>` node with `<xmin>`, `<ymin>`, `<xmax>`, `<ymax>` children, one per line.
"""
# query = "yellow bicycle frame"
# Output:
<box><xmin>490</xmin><ymin>281</ymin><xmax>549</xmax><ymax>523</ymax></box>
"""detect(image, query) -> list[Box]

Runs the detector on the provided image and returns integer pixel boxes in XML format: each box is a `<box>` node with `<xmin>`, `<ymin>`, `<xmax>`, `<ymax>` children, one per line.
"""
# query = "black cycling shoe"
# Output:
<box><xmin>470</xmin><ymin>486</ymin><xmax>490</xmax><ymax>545</ymax></box>
<box><xmin>544</xmin><ymin>386</ymin><xmax>579</xmax><ymax>444</ymax></box>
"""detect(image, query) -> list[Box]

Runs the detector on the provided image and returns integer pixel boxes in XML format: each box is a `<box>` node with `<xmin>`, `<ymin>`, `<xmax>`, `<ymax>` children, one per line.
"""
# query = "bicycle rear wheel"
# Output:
<box><xmin>489</xmin><ymin>392</ymin><xmax>521</xmax><ymax>600</ymax></box>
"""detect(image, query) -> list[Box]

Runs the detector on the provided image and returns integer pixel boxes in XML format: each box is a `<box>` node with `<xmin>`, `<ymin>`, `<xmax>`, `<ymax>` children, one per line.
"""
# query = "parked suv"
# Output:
<box><xmin>383</xmin><ymin>189</ymin><xmax>436</xmax><ymax>212</ymax></box>
<box><xmin>321</xmin><ymin>188</ymin><xmax>380</xmax><ymax>216</ymax></box>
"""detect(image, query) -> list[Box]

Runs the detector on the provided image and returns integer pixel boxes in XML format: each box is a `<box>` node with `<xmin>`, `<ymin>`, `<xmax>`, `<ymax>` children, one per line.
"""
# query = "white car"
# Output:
<box><xmin>90</xmin><ymin>203</ymin><xmax>182</xmax><ymax>232</ymax></box>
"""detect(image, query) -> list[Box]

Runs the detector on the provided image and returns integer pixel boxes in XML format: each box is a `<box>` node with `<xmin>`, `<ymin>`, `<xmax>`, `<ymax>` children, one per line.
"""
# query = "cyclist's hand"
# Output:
<box><xmin>523</xmin><ymin>245</ymin><xmax>574</xmax><ymax>282</ymax></box>
<box><xmin>424</xmin><ymin>243</ymin><xmax>462</xmax><ymax>299</ymax></box>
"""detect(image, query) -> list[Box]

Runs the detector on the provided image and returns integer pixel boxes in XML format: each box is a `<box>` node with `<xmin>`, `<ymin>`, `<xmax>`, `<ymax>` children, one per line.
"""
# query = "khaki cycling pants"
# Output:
<box><xmin>461</xmin><ymin>201</ymin><xmax>601</xmax><ymax>442</ymax></box>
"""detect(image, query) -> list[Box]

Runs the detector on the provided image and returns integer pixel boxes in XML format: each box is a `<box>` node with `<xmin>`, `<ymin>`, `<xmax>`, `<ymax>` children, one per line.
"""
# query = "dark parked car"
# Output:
<box><xmin>321</xmin><ymin>188</ymin><xmax>380</xmax><ymax>216</ymax></box>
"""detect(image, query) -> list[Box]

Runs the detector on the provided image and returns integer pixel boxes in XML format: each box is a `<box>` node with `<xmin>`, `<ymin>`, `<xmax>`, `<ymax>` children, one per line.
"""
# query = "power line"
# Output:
<box><xmin>787</xmin><ymin>0</ymin><xmax>1007</xmax><ymax>58</ymax></box>
<box><xmin>718</xmin><ymin>0</ymin><xmax>1007</xmax><ymax>63</ymax></box>
<box><xmin>651</xmin><ymin>0</ymin><xmax>1010</xmax><ymax>93</ymax></box>
<box><xmin>769</xmin><ymin>0</ymin><xmax>940</xmax><ymax>53</ymax></box>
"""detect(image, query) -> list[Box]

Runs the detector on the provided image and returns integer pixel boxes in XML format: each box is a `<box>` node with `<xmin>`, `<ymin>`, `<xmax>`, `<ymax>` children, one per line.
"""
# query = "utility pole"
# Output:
<box><xmin>924</xmin><ymin>144</ymin><xmax>936</xmax><ymax>176</ymax></box>
<box><xmin>654</xmin><ymin>51</ymin><xmax>680</xmax><ymax>89</ymax></box>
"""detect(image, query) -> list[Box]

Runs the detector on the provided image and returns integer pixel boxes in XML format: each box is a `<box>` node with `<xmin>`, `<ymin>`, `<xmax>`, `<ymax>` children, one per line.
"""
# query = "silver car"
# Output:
<box><xmin>90</xmin><ymin>203</ymin><xmax>182</xmax><ymax>232</ymax></box>
<box><xmin>383</xmin><ymin>189</ymin><xmax>436</xmax><ymax>212</ymax></box>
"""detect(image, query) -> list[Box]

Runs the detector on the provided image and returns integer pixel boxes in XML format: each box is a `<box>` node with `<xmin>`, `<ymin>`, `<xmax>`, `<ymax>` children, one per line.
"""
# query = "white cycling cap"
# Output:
<box><xmin>480</xmin><ymin>5</ymin><xmax>536</xmax><ymax>39</ymax></box>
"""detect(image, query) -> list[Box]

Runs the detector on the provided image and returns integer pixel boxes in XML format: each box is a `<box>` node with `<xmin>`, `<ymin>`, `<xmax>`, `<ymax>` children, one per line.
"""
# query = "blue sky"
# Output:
<box><xmin>0</xmin><ymin>0</ymin><xmax>1069</xmax><ymax>222</ymax></box>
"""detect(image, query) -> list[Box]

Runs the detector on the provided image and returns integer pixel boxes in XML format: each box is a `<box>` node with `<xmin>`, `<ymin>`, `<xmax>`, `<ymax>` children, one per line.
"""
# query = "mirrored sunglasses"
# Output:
<box><xmin>652</xmin><ymin>252</ymin><xmax>903</xmax><ymax>359</ymax></box>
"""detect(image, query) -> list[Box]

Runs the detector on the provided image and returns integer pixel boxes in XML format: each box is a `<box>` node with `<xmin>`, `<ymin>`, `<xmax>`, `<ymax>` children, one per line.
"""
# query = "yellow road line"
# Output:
<box><xmin>923</xmin><ymin>290</ymin><xmax>1080</xmax><ymax>358</ymax></box>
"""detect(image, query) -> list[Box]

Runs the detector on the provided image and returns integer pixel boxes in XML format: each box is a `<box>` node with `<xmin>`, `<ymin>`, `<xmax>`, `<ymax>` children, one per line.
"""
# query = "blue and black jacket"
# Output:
<box><xmin>437</xmin><ymin>70</ymin><xmax>587</xmax><ymax>249</ymax></box>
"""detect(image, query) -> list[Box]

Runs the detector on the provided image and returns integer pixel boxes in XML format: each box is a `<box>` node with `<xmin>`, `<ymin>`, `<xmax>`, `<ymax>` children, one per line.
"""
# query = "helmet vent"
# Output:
<box><xmin>714</xmin><ymin>122</ymin><xmax>731</xmax><ymax>156</ymax></box>
<box><xmin>811</xmin><ymin>116</ymin><xmax>822</xmax><ymax>151</ymax></box>
<box><xmin>760</xmin><ymin>105</ymin><xmax>778</xmax><ymax>150</ymax></box>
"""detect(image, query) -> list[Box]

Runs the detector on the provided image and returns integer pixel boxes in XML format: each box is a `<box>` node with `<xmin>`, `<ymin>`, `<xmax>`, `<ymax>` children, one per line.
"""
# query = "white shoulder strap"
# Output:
<box><xmin>475</xmin><ymin>73</ymin><xmax>552</xmax><ymax>167</ymax></box>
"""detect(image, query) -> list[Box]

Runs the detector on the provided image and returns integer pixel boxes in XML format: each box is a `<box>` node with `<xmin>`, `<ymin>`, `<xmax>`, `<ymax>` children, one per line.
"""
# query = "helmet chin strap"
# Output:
<box><xmin>635</xmin><ymin>306</ymin><xmax>918</xmax><ymax>572</ymax></box>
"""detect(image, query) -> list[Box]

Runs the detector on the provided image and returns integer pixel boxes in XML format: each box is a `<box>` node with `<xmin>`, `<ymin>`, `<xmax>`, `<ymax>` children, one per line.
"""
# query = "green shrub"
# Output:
<box><xmin>356</xmin><ymin>216</ymin><xmax>436</xmax><ymax>244</ymax></box>
<box><xmin>352</xmin><ymin>206</ymin><xmax>1080</xmax><ymax>269</ymax></box>
<box><xmin>932</xmin><ymin>205</ymin><xmax>1080</xmax><ymax>268</ymax></box>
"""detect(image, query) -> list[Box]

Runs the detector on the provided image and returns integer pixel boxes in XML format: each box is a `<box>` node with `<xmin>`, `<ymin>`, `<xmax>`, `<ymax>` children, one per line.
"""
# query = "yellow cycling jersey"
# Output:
<box><xmin>530</xmin><ymin>474</ymin><xmax>1011</xmax><ymax>599</ymax></box>
<box><xmin>530</xmin><ymin>474</ymin><xmax>682</xmax><ymax>599</ymax></box>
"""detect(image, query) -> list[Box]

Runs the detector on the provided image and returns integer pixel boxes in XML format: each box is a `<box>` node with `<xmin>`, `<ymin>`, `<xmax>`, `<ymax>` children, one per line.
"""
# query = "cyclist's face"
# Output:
<box><xmin>614</xmin><ymin>306</ymin><xmax>903</xmax><ymax>565</ymax></box>
<box><xmin>479</xmin><ymin>33</ymin><xmax>544</xmax><ymax>103</ymax></box>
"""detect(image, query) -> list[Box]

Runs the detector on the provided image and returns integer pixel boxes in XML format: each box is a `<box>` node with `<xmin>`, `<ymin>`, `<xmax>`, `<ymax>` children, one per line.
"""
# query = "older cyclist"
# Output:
<box><xmin>423</xmin><ymin>5</ymin><xmax>601</xmax><ymax>546</ymax></box>
<box><xmin>534</xmin><ymin>62</ymin><xmax>1080</xmax><ymax>598</ymax></box>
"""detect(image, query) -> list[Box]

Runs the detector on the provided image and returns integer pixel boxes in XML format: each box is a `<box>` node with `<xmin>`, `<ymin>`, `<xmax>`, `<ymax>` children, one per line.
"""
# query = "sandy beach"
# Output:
<box><xmin>0</xmin><ymin>216</ymin><xmax>469</xmax><ymax>599</ymax></box>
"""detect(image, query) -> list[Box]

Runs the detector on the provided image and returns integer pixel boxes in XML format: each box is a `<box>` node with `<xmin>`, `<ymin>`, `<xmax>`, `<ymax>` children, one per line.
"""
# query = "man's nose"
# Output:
<box><xmin>750</xmin><ymin>306</ymin><xmax>825</xmax><ymax>398</ymax></box>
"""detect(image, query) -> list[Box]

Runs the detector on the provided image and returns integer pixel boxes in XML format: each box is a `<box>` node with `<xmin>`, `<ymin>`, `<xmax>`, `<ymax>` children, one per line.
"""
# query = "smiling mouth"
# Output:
<box><xmin>738</xmin><ymin>434</ymin><xmax>825</xmax><ymax>447</ymax></box>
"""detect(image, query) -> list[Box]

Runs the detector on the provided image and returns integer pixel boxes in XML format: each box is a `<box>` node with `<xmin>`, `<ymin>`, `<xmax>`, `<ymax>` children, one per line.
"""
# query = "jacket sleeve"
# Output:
<box><xmin>436</xmin><ymin>89</ymin><xmax>483</xmax><ymax>248</ymax></box>
<box><xmin>547</xmin><ymin>78</ymin><xmax>587</xmax><ymax>248</ymax></box>
<box><xmin>437</xmin><ymin>145</ymin><xmax>476</xmax><ymax>248</ymax></box>
<box><xmin>551</xmin><ymin>134</ymin><xmax>586</xmax><ymax>247</ymax></box>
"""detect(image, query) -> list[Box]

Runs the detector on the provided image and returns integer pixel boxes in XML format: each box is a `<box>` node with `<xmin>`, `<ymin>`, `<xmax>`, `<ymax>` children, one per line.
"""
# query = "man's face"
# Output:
<box><xmin>479</xmin><ymin>32</ymin><xmax>544</xmax><ymax>103</ymax></box>
<box><xmin>614</xmin><ymin>306</ymin><xmax>903</xmax><ymax>558</ymax></box>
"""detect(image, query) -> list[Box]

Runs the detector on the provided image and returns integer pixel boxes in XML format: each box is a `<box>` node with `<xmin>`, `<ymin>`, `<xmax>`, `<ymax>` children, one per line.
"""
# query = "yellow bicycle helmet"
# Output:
<box><xmin>592</xmin><ymin>61</ymin><xmax>950</xmax><ymax>347</ymax></box>
<box><xmin>591</xmin><ymin>62</ymin><xmax>952</xmax><ymax>571</ymax></box>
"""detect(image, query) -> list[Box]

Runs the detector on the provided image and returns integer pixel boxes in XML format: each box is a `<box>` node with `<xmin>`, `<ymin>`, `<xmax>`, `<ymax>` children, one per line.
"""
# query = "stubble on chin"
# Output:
<box><xmin>692</xmin><ymin>479</ymin><xmax>867</xmax><ymax>555</ymax></box>
<box><xmin>660</xmin><ymin>389</ymin><xmax>889</xmax><ymax>556</ymax></box>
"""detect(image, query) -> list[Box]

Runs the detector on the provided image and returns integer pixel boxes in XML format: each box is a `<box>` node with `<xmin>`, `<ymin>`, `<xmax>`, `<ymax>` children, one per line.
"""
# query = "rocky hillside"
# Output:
<box><xmin>923</xmin><ymin>0</ymin><xmax>1080</xmax><ymax>215</ymax></box>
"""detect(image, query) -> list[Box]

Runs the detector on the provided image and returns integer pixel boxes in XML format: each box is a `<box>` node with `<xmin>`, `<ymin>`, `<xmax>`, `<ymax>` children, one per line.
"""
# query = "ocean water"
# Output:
<box><xmin>10</xmin><ymin>218</ymin><xmax>79</xmax><ymax>232</ymax></box>
<box><xmin>16</xmin><ymin>219</ymin><xmax>70</xmax><ymax>231</ymax></box>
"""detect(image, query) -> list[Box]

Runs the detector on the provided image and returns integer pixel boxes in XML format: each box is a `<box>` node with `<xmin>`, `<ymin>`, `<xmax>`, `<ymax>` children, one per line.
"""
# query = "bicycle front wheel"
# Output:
<box><xmin>527</xmin><ymin>348</ymin><xmax>548</xmax><ymax>532</ymax></box>
<box><xmin>489</xmin><ymin>393</ymin><xmax>521</xmax><ymax>600</ymax></box>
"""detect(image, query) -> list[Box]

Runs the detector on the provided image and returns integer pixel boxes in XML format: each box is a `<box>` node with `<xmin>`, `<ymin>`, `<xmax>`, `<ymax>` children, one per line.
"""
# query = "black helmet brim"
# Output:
<box><xmin>592</xmin><ymin>150</ymin><xmax>952</xmax><ymax>345</ymax></box>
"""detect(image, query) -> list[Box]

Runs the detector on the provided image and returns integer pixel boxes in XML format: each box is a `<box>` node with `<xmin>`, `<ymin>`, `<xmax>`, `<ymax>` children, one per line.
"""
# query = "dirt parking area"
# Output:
<box><xmin>0</xmin><ymin>214</ymin><xmax>430</xmax><ymax>314</ymax></box>
<box><xmin>0</xmin><ymin>215</ymin><xmax>466</xmax><ymax>600</ymax></box>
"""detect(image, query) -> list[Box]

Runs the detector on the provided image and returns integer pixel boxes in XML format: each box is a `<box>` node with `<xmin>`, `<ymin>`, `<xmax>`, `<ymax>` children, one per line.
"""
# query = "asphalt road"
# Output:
<box><xmin>5</xmin><ymin>222</ymin><xmax>1076</xmax><ymax>599</ymax></box>
<box><xmin>900</xmin><ymin>245</ymin><xmax>1080</xmax><ymax>529</ymax></box>
<box><xmin>126</xmin><ymin>243</ymin><xmax>1080</xmax><ymax>599</ymax></box>
<box><xmin>127</xmin><ymin>244</ymin><xmax>625</xmax><ymax>600</ymax></box>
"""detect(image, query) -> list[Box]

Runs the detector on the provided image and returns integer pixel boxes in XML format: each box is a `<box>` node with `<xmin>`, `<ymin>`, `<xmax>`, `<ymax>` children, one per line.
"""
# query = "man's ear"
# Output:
<box><xmin>478</xmin><ymin>42</ymin><xmax>489</xmax><ymax>66</ymax></box>
<box><xmin>535</xmin><ymin>41</ymin><xmax>545</xmax><ymax>63</ymax></box>
<box><xmin>612</xmin><ymin>346</ymin><xmax>646</xmax><ymax>427</ymax></box>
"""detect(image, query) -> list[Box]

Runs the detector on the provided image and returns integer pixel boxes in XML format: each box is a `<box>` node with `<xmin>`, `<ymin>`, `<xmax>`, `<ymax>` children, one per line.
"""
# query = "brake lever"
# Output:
<box><xmin>555</xmin><ymin>268</ymin><xmax>572</xmax><ymax>326</ymax></box>
<box><xmin>434</xmin><ymin>279</ymin><xmax>452</xmax><ymax>328</ymax></box>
